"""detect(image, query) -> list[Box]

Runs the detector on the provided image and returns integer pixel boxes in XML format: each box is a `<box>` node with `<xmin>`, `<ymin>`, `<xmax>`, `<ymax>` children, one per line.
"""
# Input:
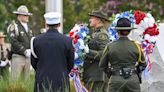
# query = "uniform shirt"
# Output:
<box><xmin>99</xmin><ymin>37</ymin><xmax>147</xmax><ymax>70</ymax></box>
<box><xmin>21</xmin><ymin>22</ymin><xmax>28</xmax><ymax>32</ymax></box>
<box><xmin>83</xmin><ymin>27</ymin><xmax>109</xmax><ymax>82</ymax></box>
<box><xmin>86</xmin><ymin>27</ymin><xmax>109</xmax><ymax>60</ymax></box>
<box><xmin>7</xmin><ymin>21</ymin><xmax>33</xmax><ymax>55</ymax></box>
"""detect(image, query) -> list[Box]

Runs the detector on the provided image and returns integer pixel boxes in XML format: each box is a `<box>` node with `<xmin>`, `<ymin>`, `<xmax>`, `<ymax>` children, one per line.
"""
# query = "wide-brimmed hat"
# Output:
<box><xmin>115</xmin><ymin>18</ymin><xmax>136</xmax><ymax>31</ymax></box>
<box><xmin>88</xmin><ymin>10</ymin><xmax>109</xmax><ymax>21</ymax></box>
<box><xmin>0</xmin><ymin>32</ymin><xmax>6</xmax><ymax>38</ymax></box>
<box><xmin>13</xmin><ymin>5</ymin><xmax>32</xmax><ymax>16</ymax></box>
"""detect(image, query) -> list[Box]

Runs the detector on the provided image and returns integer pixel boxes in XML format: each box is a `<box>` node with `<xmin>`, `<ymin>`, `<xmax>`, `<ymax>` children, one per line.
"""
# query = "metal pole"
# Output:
<box><xmin>45</xmin><ymin>0</ymin><xmax>63</xmax><ymax>33</ymax></box>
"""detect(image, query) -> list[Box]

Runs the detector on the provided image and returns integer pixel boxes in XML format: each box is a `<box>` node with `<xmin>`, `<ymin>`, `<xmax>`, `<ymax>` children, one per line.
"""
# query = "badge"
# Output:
<box><xmin>29</xmin><ymin>30</ymin><xmax>33</xmax><ymax>36</ymax></box>
<box><xmin>29</xmin><ymin>30</ymin><xmax>32</xmax><ymax>33</ymax></box>
<box><xmin>20</xmin><ymin>31</ymin><xmax>24</xmax><ymax>36</ymax></box>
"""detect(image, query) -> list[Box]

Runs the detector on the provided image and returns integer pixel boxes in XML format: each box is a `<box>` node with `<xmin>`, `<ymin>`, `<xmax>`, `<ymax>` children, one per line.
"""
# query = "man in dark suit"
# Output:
<box><xmin>31</xmin><ymin>12</ymin><xmax>74</xmax><ymax>92</ymax></box>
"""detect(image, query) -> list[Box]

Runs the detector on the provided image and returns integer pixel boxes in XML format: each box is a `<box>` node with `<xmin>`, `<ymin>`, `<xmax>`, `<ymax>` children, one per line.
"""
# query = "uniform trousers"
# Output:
<box><xmin>107</xmin><ymin>74</ymin><xmax>140</xmax><ymax>92</ymax></box>
<box><xmin>11</xmin><ymin>54</ymin><xmax>30</xmax><ymax>81</ymax></box>
<box><xmin>85</xmin><ymin>81</ymin><xmax>108</xmax><ymax>92</ymax></box>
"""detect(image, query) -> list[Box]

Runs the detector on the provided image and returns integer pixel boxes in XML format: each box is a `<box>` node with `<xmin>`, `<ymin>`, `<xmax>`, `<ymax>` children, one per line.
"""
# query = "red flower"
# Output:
<box><xmin>143</xmin><ymin>23</ymin><xmax>159</xmax><ymax>36</ymax></box>
<box><xmin>74</xmin><ymin>48</ymin><xmax>77</xmax><ymax>52</ymax></box>
<box><xmin>73</xmin><ymin>38</ymin><xmax>78</xmax><ymax>44</ymax></box>
<box><xmin>69</xmin><ymin>32</ymin><xmax>74</xmax><ymax>37</ymax></box>
<box><xmin>134</xmin><ymin>10</ymin><xmax>146</xmax><ymax>24</ymax></box>
<box><xmin>75</xmin><ymin>34</ymin><xmax>79</xmax><ymax>39</ymax></box>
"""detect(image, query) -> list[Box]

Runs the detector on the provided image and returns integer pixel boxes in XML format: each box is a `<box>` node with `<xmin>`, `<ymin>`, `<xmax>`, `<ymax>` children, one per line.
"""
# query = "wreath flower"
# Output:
<box><xmin>69</xmin><ymin>24</ymin><xmax>90</xmax><ymax>92</ymax></box>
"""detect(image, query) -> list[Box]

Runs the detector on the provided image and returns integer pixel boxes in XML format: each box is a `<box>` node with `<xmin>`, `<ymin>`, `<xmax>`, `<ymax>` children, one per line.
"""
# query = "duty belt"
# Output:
<box><xmin>111</xmin><ymin>68</ymin><xmax>137</xmax><ymax>79</ymax></box>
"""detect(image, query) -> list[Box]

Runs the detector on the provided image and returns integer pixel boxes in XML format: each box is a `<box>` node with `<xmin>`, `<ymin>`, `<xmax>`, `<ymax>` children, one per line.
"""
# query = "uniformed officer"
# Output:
<box><xmin>31</xmin><ymin>12</ymin><xmax>74</xmax><ymax>92</ymax></box>
<box><xmin>0</xmin><ymin>32</ymin><xmax>10</xmax><ymax>80</ymax></box>
<box><xmin>7</xmin><ymin>5</ymin><xmax>33</xmax><ymax>80</ymax></box>
<box><xmin>83</xmin><ymin>10</ymin><xmax>110</xmax><ymax>92</ymax></box>
<box><xmin>99</xmin><ymin>18</ymin><xmax>147</xmax><ymax>92</ymax></box>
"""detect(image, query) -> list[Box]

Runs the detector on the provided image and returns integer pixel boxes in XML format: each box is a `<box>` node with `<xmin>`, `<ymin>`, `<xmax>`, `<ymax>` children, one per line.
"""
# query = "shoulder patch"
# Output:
<box><xmin>7</xmin><ymin>21</ymin><xmax>19</xmax><ymax>36</ymax></box>
<box><xmin>9</xmin><ymin>24</ymin><xmax>15</xmax><ymax>31</ymax></box>
<box><xmin>10</xmin><ymin>33</ymin><xmax>15</xmax><ymax>37</ymax></box>
<box><xmin>7</xmin><ymin>24</ymin><xmax>15</xmax><ymax>33</ymax></box>
<box><xmin>98</xmin><ymin>34</ymin><xmax>108</xmax><ymax>40</ymax></box>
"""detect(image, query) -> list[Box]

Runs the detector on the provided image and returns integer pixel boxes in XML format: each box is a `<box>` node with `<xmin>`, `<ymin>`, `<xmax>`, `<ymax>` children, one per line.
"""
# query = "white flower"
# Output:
<box><xmin>138</xmin><ymin>20</ymin><xmax>148</xmax><ymax>31</ymax></box>
<box><xmin>78</xmin><ymin>39</ymin><xmax>85</xmax><ymax>49</ymax></box>
<box><xmin>113</xmin><ymin>19</ymin><xmax>118</xmax><ymax>26</ymax></box>
<box><xmin>149</xmin><ymin>36</ymin><xmax>157</xmax><ymax>43</ymax></box>
<box><xmin>146</xmin><ymin>13</ymin><xmax>155</xmax><ymax>27</ymax></box>
<box><xmin>70</xmin><ymin>24</ymin><xmax>80</xmax><ymax>33</ymax></box>
<box><xmin>147</xmin><ymin>13</ymin><xmax>153</xmax><ymax>19</ymax></box>
<box><xmin>81</xmin><ymin>32</ymin><xmax>87</xmax><ymax>37</ymax></box>
<box><xmin>144</xmin><ymin>34</ymin><xmax>151</xmax><ymax>41</ymax></box>
<box><xmin>115</xmin><ymin>14</ymin><xmax>121</xmax><ymax>19</ymax></box>
<box><xmin>74</xmin><ymin>52</ymin><xmax>78</xmax><ymax>60</ymax></box>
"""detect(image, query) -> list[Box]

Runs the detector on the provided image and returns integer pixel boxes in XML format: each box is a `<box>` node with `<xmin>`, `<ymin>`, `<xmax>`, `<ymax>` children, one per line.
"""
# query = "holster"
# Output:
<box><xmin>136</xmin><ymin>65</ymin><xmax>143</xmax><ymax>84</ymax></box>
<box><xmin>7</xmin><ymin>50</ymin><xmax>13</xmax><ymax>60</ymax></box>
<box><xmin>104</xmin><ymin>68</ymin><xmax>112</xmax><ymax>78</ymax></box>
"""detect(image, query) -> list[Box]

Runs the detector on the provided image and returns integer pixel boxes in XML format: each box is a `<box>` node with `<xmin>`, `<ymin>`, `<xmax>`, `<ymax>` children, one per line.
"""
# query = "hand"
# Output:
<box><xmin>0</xmin><ymin>60</ymin><xmax>8</xmax><ymax>67</ymax></box>
<box><xmin>24</xmin><ymin>49</ymin><xmax>31</xmax><ymax>58</ymax></box>
<box><xmin>84</xmin><ymin>45</ymin><xmax>89</xmax><ymax>53</ymax></box>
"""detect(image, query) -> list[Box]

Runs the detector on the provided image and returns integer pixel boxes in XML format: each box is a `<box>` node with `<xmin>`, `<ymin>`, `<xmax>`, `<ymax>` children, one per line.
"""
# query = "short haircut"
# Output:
<box><xmin>47</xmin><ymin>23</ymin><xmax>60</xmax><ymax>29</ymax></box>
<box><xmin>119</xmin><ymin>30</ymin><xmax>130</xmax><ymax>36</ymax></box>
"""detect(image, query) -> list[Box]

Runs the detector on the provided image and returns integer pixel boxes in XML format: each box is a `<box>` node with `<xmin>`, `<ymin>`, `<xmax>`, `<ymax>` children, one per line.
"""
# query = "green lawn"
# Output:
<box><xmin>0</xmin><ymin>72</ymin><xmax>34</xmax><ymax>92</ymax></box>
<box><xmin>0</xmin><ymin>72</ymin><xmax>76</xmax><ymax>92</ymax></box>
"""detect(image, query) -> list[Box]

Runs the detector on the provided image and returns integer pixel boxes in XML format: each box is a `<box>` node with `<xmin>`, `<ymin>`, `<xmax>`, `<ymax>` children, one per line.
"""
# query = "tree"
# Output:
<box><xmin>101</xmin><ymin>0</ymin><xmax>164</xmax><ymax>22</ymax></box>
<box><xmin>63</xmin><ymin>0</ymin><xmax>106</xmax><ymax>33</ymax></box>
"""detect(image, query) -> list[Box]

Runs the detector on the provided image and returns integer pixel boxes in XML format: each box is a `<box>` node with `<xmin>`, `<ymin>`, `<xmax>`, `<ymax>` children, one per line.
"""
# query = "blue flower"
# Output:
<box><xmin>108</xmin><ymin>11</ymin><xmax>135</xmax><ymax>41</ymax></box>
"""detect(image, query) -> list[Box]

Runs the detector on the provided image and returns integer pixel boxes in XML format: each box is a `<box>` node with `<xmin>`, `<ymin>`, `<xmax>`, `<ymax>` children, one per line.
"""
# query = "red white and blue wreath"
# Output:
<box><xmin>69</xmin><ymin>24</ymin><xmax>90</xmax><ymax>92</ymax></box>
<box><xmin>108</xmin><ymin>10</ymin><xmax>160</xmax><ymax>78</ymax></box>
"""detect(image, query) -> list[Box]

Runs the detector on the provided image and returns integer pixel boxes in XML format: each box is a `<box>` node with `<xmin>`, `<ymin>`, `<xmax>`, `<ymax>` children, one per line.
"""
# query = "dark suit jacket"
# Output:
<box><xmin>31</xmin><ymin>28</ymin><xmax>74</xmax><ymax>92</ymax></box>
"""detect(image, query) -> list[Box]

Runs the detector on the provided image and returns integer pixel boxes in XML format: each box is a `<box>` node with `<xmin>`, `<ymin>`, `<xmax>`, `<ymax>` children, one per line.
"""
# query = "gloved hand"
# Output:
<box><xmin>0</xmin><ymin>60</ymin><xmax>9</xmax><ymax>67</ymax></box>
<box><xmin>84</xmin><ymin>44</ymin><xmax>89</xmax><ymax>53</ymax></box>
<box><xmin>24</xmin><ymin>49</ymin><xmax>31</xmax><ymax>58</ymax></box>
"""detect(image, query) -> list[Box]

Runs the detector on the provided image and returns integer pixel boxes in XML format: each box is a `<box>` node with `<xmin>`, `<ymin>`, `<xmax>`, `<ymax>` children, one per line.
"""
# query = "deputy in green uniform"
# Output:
<box><xmin>99</xmin><ymin>18</ymin><xmax>147</xmax><ymax>92</ymax></box>
<box><xmin>7</xmin><ymin>5</ymin><xmax>33</xmax><ymax>80</ymax></box>
<box><xmin>0</xmin><ymin>32</ymin><xmax>10</xmax><ymax>80</ymax></box>
<box><xmin>83</xmin><ymin>10</ymin><xmax>110</xmax><ymax>92</ymax></box>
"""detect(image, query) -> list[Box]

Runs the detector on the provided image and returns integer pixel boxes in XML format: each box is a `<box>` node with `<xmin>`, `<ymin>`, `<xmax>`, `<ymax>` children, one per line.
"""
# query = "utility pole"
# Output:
<box><xmin>45</xmin><ymin>0</ymin><xmax>63</xmax><ymax>33</ymax></box>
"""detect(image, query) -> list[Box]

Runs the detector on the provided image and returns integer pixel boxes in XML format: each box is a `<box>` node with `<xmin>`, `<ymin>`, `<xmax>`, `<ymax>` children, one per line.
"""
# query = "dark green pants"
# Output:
<box><xmin>107</xmin><ymin>74</ymin><xmax>140</xmax><ymax>92</ymax></box>
<box><xmin>85</xmin><ymin>81</ymin><xmax>108</xmax><ymax>92</ymax></box>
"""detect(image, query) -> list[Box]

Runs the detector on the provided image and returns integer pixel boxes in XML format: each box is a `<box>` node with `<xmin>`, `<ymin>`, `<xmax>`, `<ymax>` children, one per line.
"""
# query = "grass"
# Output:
<box><xmin>0</xmin><ymin>72</ymin><xmax>77</xmax><ymax>92</ymax></box>
<box><xmin>0</xmin><ymin>72</ymin><xmax>34</xmax><ymax>92</ymax></box>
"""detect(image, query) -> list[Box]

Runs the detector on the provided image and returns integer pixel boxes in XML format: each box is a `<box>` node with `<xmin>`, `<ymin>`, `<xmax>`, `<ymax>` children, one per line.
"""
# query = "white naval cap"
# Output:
<box><xmin>44</xmin><ymin>12</ymin><xmax>61</xmax><ymax>25</ymax></box>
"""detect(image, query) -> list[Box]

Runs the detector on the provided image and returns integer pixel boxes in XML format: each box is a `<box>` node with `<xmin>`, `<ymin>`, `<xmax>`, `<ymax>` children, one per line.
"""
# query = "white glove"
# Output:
<box><xmin>24</xmin><ymin>49</ymin><xmax>31</xmax><ymax>58</ymax></box>
<box><xmin>84</xmin><ymin>45</ymin><xmax>89</xmax><ymax>53</ymax></box>
<box><xmin>0</xmin><ymin>60</ymin><xmax>8</xmax><ymax>67</ymax></box>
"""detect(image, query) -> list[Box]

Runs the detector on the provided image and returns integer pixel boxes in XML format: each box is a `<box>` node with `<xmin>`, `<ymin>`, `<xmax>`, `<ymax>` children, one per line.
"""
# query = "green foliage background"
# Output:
<box><xmin>0</xmin><ymin>0</ymin><xmax>164</xmax><ymax>92</ymax></box>
<box><xmin>0</xmin><ymin>0</ymin><xmax>163</xmax><ymax>34</ymax></box>
<box><xmin>0</xmin><ymin>0</ymin><xmax>45</xmax><ymax>35</ymax></box>
<box><xmin>63</xmin><ymin>0</ymin><xmax>106</xmax><ymax>33</ymax></box>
